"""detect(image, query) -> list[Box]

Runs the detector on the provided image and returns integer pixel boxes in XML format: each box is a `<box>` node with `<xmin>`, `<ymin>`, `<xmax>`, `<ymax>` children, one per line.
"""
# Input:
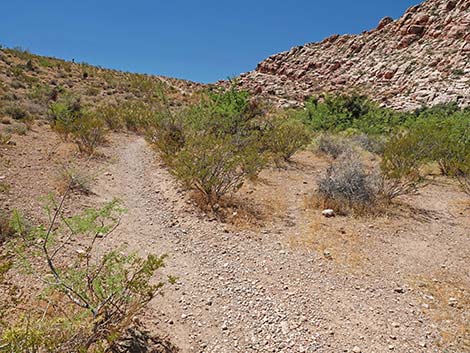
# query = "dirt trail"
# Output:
<box><xmin>91</xmin><ymin>135</ymin><xmax>467</xmax><ymax>353</ymax></box>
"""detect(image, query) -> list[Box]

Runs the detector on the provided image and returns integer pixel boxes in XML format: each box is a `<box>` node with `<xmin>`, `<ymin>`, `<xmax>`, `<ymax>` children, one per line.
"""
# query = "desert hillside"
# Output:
<box><xmin>238</xmin><ymin>0</ymin><xmax>469</xmax><ymax>109</ymax></box>
<box><xmin>0</xmin><ymin>4</ymin><xmax>470</xmax><ymax>353</ymax></box>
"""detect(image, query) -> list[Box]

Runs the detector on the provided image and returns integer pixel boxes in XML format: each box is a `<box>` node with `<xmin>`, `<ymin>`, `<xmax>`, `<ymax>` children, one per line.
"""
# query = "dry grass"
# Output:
<box><xmin>410</xmin><ymin>272</ymin><xmax>470</xmax><ymax>351</ymax></box>
<box><xmin>306</xmin><ymin>192</ymin><xmax>387</xmax><ymax>217</ymax></box>
<box><xmin>287</xmin><ymin>211</ymin><xmax>370</xmax><ymax>271</ymax></box>
<box><xmin>55</xmin><ymin>167</ymin><xmax>94</xmax><ymax>195</ymax></box>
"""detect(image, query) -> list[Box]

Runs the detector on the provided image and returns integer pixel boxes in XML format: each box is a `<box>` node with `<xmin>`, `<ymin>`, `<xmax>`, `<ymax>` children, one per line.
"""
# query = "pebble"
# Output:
<box><xmin>322</xmin><ymin>209</ymin><xmax>335</xmax><ymax>218</ymax></box>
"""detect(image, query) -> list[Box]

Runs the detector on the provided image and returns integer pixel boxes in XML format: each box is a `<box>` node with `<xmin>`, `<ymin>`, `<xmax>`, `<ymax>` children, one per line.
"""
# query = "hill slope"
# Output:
<box><xmin>238</xmin><ymin>0</ymin><xmax>470</xmax><ymax>109</ymax></box>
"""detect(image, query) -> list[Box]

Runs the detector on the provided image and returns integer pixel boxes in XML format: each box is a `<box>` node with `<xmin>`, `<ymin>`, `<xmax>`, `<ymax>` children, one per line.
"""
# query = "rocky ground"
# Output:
<box><xmin>69</xmin><ymin>133</ymin><xmax>469</xmax><ymax>353</ymax></box>
<box><xmin>237</xmin><ymin>0</ymin><xmax>470</xmax><ymax>110</ymax></box>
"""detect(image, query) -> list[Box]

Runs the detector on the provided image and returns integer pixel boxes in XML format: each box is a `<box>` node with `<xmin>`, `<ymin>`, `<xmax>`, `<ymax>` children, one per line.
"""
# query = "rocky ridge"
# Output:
<box><xmin>238</xmin><ymin>0</ymin><xmax>470</xmax><ymax>110</ymax></box>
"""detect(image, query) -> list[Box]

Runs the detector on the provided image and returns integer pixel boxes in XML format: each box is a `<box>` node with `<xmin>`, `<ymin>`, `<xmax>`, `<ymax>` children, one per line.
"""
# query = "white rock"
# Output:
<box><xmin>322</xmin><ymin>209</ymin><xmax>335</xmax><ymax>218</ymax></box>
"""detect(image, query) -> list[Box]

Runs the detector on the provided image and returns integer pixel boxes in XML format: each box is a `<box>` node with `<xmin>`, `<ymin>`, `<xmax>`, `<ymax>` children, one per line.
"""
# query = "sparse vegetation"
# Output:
<box><xmin>316</xmin><ymin>133</ymin><xmax>350</xmax><ymax>159</ymax></box>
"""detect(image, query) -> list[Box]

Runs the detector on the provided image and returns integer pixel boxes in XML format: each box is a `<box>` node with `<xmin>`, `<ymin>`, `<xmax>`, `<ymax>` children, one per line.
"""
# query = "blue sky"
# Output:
<box><xmin>0</xmin><ymin>0</ymin><xmax>422</xmax><ymax>83</ymax></box>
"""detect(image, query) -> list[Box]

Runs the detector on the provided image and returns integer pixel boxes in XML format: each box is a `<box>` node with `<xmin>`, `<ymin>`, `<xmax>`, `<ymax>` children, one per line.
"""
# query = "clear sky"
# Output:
<box><xmin>0</xmin><ymin>0</ymin><xmax>422</xmax><ymax>83</ymax></box>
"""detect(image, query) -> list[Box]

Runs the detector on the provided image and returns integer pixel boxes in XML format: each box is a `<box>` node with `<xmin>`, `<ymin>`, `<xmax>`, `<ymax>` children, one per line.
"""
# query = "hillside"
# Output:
<box><xmin>238</xmin><ymin>0</ymin><xmax>470</xmax><ymax>109</ymax></box>
<box><xmin>0</xmin><ymin>47</ymin><xmax>201</xmax><ymax>122</ymax></box>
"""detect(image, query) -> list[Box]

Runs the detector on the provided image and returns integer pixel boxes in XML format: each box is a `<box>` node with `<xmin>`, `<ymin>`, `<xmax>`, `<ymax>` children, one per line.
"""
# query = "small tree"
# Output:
<box><xmin>1</xmin><ymin>186</ymin><xmax>173</xmax><ymax>352</ymax></box>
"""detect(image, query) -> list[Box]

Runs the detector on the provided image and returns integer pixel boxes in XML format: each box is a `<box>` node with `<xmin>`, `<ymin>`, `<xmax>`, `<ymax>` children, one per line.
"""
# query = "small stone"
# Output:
<box><xmin>322</xmin><ymin>209</ymin><xmax>335</xmax><ymax>218</ymax></box>
<box><xmin>280</xmin><ymin>321</ymin><xmax>289</xmax><ymax>334</ymax></box>
<box><xmin>391</xmin><ymin>322</ymin><xmax>400</xmax><ymax>328</ymax></box>
<box><xmin>323</xmin><ymin>250</ymin><xmax>332</xmax><ymax>259</ymax></box>
<box><xmin>388</xmin><ymin>345</ymin><xmax>395</xmax><ymax>350</ymax></box>
<box><xmin>394</xmin><ymin>287</ymin><xmax>405</xmax><ymax>293</ymax></box>
<box><xmin>448</xmin><ymin>297</ymin><xmax>458</xmax><ymax>307</ymax></box>
<box><xmin>352</xmin><ymin>346</ymin><xmax>361</xmax><ymax>353</ymax></box>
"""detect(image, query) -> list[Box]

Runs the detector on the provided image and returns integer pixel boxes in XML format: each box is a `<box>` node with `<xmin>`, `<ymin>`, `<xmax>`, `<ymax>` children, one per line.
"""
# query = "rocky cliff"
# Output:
<box><xmin>238</xmin><ymin>0</ymin><xmax>470</xmax><ymax>110</ymax></box>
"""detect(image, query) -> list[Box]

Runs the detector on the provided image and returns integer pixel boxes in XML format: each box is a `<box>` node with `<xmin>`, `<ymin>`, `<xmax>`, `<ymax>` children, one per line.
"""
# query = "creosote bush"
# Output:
<box><xmin>49</xmin><ymin>95</ymin><xmax>106</xmax><ymax>154</ymax></box>
<box><xmin>149</xmin><ymin>85</ymin><xmax>309</xmax><ymax>207</ymax></box>
<box><xmin>262</xmin><ymin>116</ymin><xmax>312</xmax><ymax>164</ymax></box>
<box><xmin>379</xmin><ymin>130</ymin><xmax>428</xmax><ymax>200</ymax></box>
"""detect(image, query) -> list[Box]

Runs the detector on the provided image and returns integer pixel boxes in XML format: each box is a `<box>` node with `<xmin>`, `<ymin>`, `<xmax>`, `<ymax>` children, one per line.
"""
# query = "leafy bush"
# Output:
<box><xmin>262</xmin><ymin>116</ymin><xmax>312</xmax><ymax>164</ymax></box>
<box><xmin>1</xmin><ymin>193</ymin><xmax>173</xmax><ymax>352</ymax></box>
<box><xmin>379</xmin><ymin>130</ymin><xmax>428</xmax><ymax>200</ymax></box>
<box><xmin>149</xmin><ymin>86</ymin><xmax>269</xmax><ymax>206</ymax></box>
<box><xmin>171</xmin><ymin>133</ymin><xmax>265</xmax><ymax>206</ymax></box>
<box><xmin>49</xmin><ymin>96</ymin><xmax>105</xmax><ymax>154</ymax></box>
<box><xmin>96</xmin><ymin>100</ymin><xmax>156</xmax><ymax>132</ymax></box>
<box><xmin>297</xmin><ymin>93</ymin><xmax>412</xmax><ymax>134</ymax></box>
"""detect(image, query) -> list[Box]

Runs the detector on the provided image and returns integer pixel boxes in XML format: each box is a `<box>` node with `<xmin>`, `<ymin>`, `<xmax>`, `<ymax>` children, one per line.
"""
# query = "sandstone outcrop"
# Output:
<box><xmin>236</xmin><ymin>0</ymin><xmax>469</xmax><ymax>110</ymax></box>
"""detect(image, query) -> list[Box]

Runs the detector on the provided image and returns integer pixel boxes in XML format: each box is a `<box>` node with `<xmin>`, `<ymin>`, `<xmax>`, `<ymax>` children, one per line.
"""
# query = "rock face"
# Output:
<box><xmin>237</xmin><ymin>0</ymin><xmax>470</xmax><ymax>110</ymax></box>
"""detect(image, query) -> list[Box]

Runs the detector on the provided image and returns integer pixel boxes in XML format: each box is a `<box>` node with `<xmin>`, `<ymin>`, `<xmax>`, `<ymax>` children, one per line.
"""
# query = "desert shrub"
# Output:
<box><xmin>171</xmin><ymin>132</ymin><xmax>265</xmax><ymax>206</ymax></box>
<box><xmin>3</xmin><ymin>105</ymin><xmax>29</xmax><ymax>120</ymax></box>
<box><xmin>27</xmin><ymin>83</ymin><xmax>51</xmax><ymax>104</ymax></box>
<box><xmin>0</xmin><ymin>132</ymin><xmax>11</xmax><ymax>145</ymax></box>
<box><xmin>295</xmin><ymin>94</ymin><xmax>470</xmax><ymax>136</ymax></box>
<box><xmin>49</xmin><ymin>96</ymin><xmax>105</xmax><ymax>154</ymax></box>
<box><xmin>379</xmin><ymin>130</ymin><xmax>428</xmax><ymax>200</ymax></box>
<box><xmin>1</xmin><ymin>194</ymin><xmax>173</xmax><ymax>352</ymax></box>
<box><xmin>262</xmin><ymin>116</ymin><xmax>312</xmax><ymax>164</ymax></box>
<box><xmin>317</xmin><ymin>151</ymin><xmax>377</xmax><ymax>214</ymax></box>
<box><xmin>148</xmin><ymin>112</ymin><xmax>185</xmax><ymax>162</ymax></box>
<box><xmin>316</xmin><ymin>133</ymin><xmax>350</xmax><ymax>159</ymax></box>
<box><xmin>4</xmin><ymin>122</ymin><xmax>28</xmax><ymax>135</ymax></box>
<box><xmin>57</xmin><ymin>167</ymin><xmax>92</xmax><ymax>194</ymax></box>
<box><xmin>96</xmin><ymin>100</ymin><xmax>155</xmax><ymax>132</ymax></box>
<box><xmin>419</xmin><ymin>113</ymin><xmax>469</xmax><ymax>176</ymax></box>
<box><xmin>352</xmin><ymin>133</ymin><xmax>387</xmax><ymax>155</ymax></box>
<box><xmin>69</xmin><ymin>112</ymin><xmax>105</xmax><ymax>154</ymax></box>
<box><xmin>149</xmin><ymin>86</ymin><xmax>269</xmax><ymax>206</ymax></box>
<box><xmin>297</xmin><ymin>93</ymin><xmax>412</xmax><ymax>134</ymax></box>
<box><xmin>0</xmin><ymin>212</ymin><xmax>14</xmax><ymax>245</ymax></box>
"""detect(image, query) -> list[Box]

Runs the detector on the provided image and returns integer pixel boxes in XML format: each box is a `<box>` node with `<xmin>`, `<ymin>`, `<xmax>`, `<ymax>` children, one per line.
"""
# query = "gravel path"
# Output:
<box><xmin>92</xmin><ymin>135</ymin><xmax>463</xmax><ymax>353</ymax></box>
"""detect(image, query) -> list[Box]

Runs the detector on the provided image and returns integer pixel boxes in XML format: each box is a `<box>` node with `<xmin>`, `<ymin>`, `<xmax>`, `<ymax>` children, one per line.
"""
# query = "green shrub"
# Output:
<box><xmin>1</xmin><ymin>195</ymin><xmax>173</xmax><ymax>352</ymax></box>
<box><xmin>149</xmin><ymin>86</ymin><xmax>269</xmax><ymax>206</ymax></box>
<box><xmin>49</xmin><ymin>96</ymin><xmax>105</xmax><ymax>154</ymax></box>
<box><xmin>96</xmin><ymin>100</ymin><xmax>155</xmax><ymax>132</ymax></box>
<box><xmin>262</xmin><ymin>116</ymin><xmax>312</xmax><ymax>164</ymax></box>
<box><xmin>297</xmin><ymin>93</ymin><xmax>409</xmax><ymax>134</ymax></box>
<box><xmin>171</xmin><ymin>132</ymin><xmax>266</xmax><ymax>206</ymax></box>
<box><xmin>379</xmin><ymin>130</ymin><xmax>428</xmax><ymax>200</ymax></box>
